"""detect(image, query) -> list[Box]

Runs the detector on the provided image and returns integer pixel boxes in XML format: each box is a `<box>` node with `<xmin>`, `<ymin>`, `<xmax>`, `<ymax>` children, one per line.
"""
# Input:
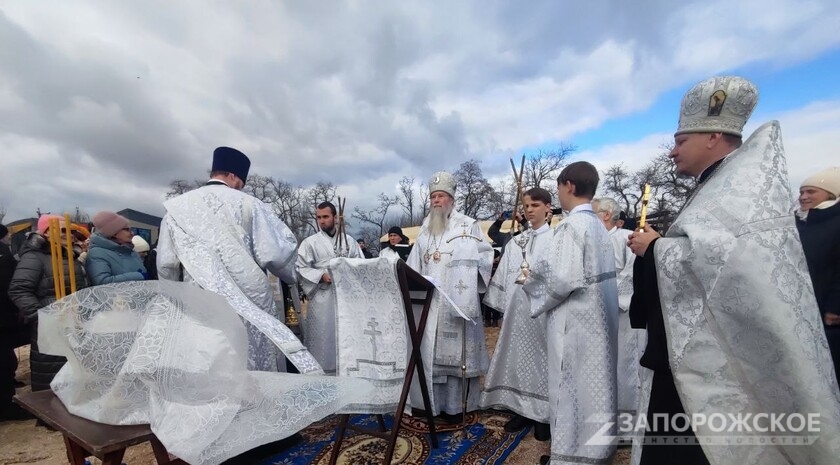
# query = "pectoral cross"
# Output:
<box><xmin>364</xmin><ymin>318</ymin><xmax>382</xmax><ymax>360</ymax></box>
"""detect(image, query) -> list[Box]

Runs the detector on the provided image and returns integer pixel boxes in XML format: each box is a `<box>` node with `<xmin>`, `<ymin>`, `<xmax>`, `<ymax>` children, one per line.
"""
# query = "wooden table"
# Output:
<box><xmin>14</xmin><ymin>390</ymin><xmax>186</xmax><ymax>465</ymax></box>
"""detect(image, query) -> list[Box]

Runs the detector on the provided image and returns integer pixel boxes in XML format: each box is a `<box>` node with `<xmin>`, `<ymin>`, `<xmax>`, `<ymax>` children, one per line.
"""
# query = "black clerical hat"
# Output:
<box><xmin>212</xmin><ymin>147</ymin><xmax>251</xmax><ymax>184</ymax></box>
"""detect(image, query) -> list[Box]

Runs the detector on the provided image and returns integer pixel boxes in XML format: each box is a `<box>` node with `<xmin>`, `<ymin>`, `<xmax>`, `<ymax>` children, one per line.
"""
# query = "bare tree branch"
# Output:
<box><xmin>454</xmin><ymin>160</ymin><xmax>502</xmax><ymax>220</ymax></box>
<box><xmin>352</xmin><ymin>193</ymin><xmax>399</xmax><ymax>238</ymax></box>
<box><xmin>166</xmin><ymin>179</ymin><xmax>204</xmax><ymax>198</ymax></box>
<box><xmin>523</xmin><ymin>143</ymin><xmax>576</xmax><ymax>189</ymax></box>
<box><xmin>599</xmin><ymin>143</ymin><xmax>695</xmax><ymax>230</ymax></box>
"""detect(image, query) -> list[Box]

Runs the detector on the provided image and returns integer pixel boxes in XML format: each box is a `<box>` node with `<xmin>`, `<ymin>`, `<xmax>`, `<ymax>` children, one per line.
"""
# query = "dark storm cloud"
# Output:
<box><xmin>0</xmin><ymin>12</ymin><xmax>198</xmax><ymax>180</ymax></box>
<box><xmin>0</xmin><ymin>0</ymin><xmax>838</xmax><ymax>222</ymax></box>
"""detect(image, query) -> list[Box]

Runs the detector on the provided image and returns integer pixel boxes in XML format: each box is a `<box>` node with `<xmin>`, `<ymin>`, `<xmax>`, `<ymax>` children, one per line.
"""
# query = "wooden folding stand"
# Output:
<box><xmin>328</xmin><ymin>260</ymin><xmax>439</xmax><ymax>465</ymax></box>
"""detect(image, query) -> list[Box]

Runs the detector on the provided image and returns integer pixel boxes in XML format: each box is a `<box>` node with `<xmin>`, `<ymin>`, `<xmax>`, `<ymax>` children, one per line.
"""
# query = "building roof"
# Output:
<box><xmin>117</xmin><ymin>209</ymin><xmax>163</xmax><ymax>228</ymax></box>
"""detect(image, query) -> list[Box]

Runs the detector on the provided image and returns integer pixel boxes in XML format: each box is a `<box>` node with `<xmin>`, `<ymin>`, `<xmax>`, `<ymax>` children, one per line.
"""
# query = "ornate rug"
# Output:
<box><xmin>257</xmin><ymin>410</ymin><xmax>529</xmax><ymax>464</ymax></box>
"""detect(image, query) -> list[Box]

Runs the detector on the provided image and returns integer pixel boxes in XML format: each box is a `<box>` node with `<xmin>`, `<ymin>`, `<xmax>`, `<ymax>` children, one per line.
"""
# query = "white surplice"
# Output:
<box><xmin>406</xmin><ymin>211</ymin><xmax>493</xmax><ymax>415</ymax></box>
<box><xmin>296</xmin><ymin>230</ymin><xmax>362</xmax><ymax>374</ymax></box>
<box><xmin>157</xmin><ymin>183</ymin><xmax>322</xmax><ymax>374</ymax></box>
<box><xmin>608</xmin><ymin>226</ymin><xmax>646</xmax><ymax>430</ymax></box>
<box><xmin>480</xmin><ymin>223</ymin><xmax>552</xmax><ymax>423</ymax></box>
<box><xmin>523</xmin><ymin>204</ymin><xmax>619</xmax><ymax>465</ymax></box>
<box><xmin>630</xmin><ymin>121</ymin><xmax>840</xmax><ymax>465</ymax></box>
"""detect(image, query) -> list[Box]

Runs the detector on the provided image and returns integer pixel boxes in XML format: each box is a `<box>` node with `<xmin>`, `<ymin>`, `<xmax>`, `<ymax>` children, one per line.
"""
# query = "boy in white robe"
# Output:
<box><xmin>480</xmin><ymin>187</ymin><xmax>554</xmax><ymax>440</ymax></box>
<box><xmin>524</xmin><ymin>162</ymin><xmax>619</xmax><ymax>465</ymax></box>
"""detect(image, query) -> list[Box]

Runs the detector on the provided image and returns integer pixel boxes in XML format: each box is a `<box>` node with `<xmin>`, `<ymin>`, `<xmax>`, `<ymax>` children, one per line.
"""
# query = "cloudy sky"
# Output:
<box><xmin>2</xmin><ymin>0</ymin><xmax>839</xmax><ymax>223</ymax></box>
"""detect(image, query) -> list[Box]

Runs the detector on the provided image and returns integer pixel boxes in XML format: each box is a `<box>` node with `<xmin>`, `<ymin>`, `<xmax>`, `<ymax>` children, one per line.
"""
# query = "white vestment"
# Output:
<box><xmin>296</xmin><ymin>230</ymin><xmax>362</xmax><ymax>374</ymax></box>
<box><xmin>378</xmin><ymin>246</ymin><xmax>399</xmax><ymax>260</ymax></box>
<box><xmin>631</xmin><ymin>121</ymin><xmax>840</xmax><ymax>465</ymax></box>
<box><xmin>406</xmin><ymin>211</ymin><xmax>493</xmax><ymax>415</ymax></box>
<box><xmin>524</xmin><ymin>205</ymin><xmax>619</xmax><ymax>465</ymax></box>
<box><xmin>39</xmin><ymin>282</ymin><xmax>372</xmax><ymax>465</ymax></box>
<box><xmin>480</xmin><ymin>223</ymin><xmax>552</xmax><ymax>423</ymax></box>
<box><xmin>609</xmin><ymin>226</ymin><xmax>646</xmax><ymax>428</ymax></box>
<box><xmin>157</xmin><ymin>183</ymin><xmax>321</xmax><ymax>374</ymax></box>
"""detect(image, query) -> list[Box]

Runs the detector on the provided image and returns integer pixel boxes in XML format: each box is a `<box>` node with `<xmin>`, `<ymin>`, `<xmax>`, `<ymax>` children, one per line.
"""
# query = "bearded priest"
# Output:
<box><xmin>406</xmin><ymin>171</ymin><xmax>493</xmax><ymax>424</ymax></box>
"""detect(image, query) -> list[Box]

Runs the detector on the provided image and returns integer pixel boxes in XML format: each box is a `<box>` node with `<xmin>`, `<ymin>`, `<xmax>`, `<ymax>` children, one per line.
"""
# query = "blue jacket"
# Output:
<box><xmin>86</xmin><ymin>233</ymin><xmax>146</xmax><ymax>285</ymax></box>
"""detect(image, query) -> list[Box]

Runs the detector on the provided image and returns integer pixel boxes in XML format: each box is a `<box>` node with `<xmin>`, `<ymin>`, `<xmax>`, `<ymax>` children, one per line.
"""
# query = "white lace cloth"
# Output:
<box><xmin>331</xmin><ymin>257</ymin><xmax>408</xmax><ymax>413</ymax></box>
<box><xmin>39</xmin><ymin>282</ymin><xmax>373</xmax><ymax>465</ymax></box>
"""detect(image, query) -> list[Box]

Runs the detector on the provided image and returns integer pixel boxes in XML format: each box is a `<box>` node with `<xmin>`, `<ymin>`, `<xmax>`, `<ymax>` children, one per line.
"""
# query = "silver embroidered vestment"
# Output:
<box><xmin>480</xmin><ymin>223</ymin><xmax>551</xmax><ymax>423</ymax></box>
<box><xmin>406</xmin><ymin>211</ymin><xmax>493</xmax><ymax>415</ymax></box>
<box><xmin>608</xmin><ymin>226</ymin><xmax>646</xmax><ymax>428</ymax></box>
<box><xmin>631</xmin><ymin>121</ymin><xmax>840</xmax><ymax>465</ymax></box>
<box><xmin>523</xmin><ymin>208</ymin><xmax>619</xmax><ymax>465</ymax></box>
<box><xmin>296</xmin><ymin>231</ymin><xmax>362</xmax><ymax>374</ymax></box>
<box><xmin>157</xmin><ymin>184</ymin><xmax>320</xmax><ymax>374</ymax></box>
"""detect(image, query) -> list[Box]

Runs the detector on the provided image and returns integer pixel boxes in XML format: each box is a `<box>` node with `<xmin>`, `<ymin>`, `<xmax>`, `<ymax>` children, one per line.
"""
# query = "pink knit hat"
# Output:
<box><xmin>37</xmin><ymin>215</ymin><xmax>65</xmax><ymax>235</ymax></box>
<box><xmin>92</xmin><ymin>211</ymin><xmax>131</xmax><ymax>238</ymax></box>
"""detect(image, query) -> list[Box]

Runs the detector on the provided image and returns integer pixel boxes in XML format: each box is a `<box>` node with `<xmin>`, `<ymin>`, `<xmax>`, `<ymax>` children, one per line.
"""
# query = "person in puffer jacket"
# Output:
<box><xmin>8</xmin><ymin>215</ymin><xmax>88</xmax><ymax>392</ymax></box>
<box><xmin>86</xmin><ymin>211</ymin><xmax>147</xmax><ymax>285</ymax></box>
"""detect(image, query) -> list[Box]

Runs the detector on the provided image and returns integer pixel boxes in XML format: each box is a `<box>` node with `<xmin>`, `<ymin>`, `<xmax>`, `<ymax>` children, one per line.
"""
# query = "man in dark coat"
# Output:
<box><xmin>0</xmin><ymin>224</ymin><xmax>32</xmax><ymax>420</ymax></box>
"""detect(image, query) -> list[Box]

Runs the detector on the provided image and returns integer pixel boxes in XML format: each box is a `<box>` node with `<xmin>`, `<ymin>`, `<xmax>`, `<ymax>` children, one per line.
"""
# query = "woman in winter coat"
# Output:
<box><xmin>795</xmin><ymin>167</ymin><xmax>840</xmax><ymax>382</ymax></box>
<box><xmin>86</xmin><ymin>211</ymin><xmax>147</xmax><ymax>285</ymax></box>
<box><xmin>8</xmin><ymin>215</ymin><xmax>88</xmax><ymax>392</ymax></box>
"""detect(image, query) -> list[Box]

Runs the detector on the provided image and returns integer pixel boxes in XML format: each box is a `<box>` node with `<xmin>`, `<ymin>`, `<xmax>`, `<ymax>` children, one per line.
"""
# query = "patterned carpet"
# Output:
<box><xmin>256</xmin><ymin>411</ymin><xmax>530</xmax><ymax>465</ymax></box>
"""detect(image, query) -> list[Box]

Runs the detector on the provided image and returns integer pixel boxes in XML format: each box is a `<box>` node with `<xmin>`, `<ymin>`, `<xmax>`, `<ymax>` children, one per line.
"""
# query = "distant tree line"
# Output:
<box><xmin>164</xmin><ymin>142</ymin><xmax>695</xmax><ymax>248</ymax></box>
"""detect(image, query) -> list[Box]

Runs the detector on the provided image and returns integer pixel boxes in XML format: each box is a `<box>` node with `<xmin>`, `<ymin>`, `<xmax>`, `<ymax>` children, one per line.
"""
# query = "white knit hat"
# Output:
<box><xmin>801</xmin><ymin>167</ymin><xmax>840</xmax><ymax>197</ymax></box>
<box><xmin>131</xmin><ymin>235</ymin><xmax>150</xmax><ymax>253</ymax></box>
<box><xmin>675</xmin><ymin>76</ymin><xmax>758</xmax><ymax>137</ymax></box>
<box><xmin>428</xmin><ymin>171</ymin><xmax>456</xmax><ymax>198</ymax></box>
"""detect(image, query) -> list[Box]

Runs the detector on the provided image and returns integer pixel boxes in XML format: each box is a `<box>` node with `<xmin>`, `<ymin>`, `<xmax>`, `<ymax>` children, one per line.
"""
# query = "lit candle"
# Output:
<box><xmin>638</xmin><ymin>184</ymin><xmax>651</xmax><ymax>231</ymax></box>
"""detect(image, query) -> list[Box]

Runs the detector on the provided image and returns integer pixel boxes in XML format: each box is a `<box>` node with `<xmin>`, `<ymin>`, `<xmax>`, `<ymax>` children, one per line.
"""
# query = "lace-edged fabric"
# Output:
<box><xmin>39</xmin><ymin>281</ymin><xmax>373</xmax><ymax>465</ymax></box>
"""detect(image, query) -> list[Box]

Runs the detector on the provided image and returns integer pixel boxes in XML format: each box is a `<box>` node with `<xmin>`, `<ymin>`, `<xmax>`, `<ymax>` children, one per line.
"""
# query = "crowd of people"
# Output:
<box><xmin>1</xmin><ymin>74</ymin><xmax>839</xmax><ymax>465</ymax></box>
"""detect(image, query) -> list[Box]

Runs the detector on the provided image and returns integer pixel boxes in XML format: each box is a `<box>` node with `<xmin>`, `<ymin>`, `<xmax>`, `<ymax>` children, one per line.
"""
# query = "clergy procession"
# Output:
<box><xmin>2</xmin><ymin>74</ymin><xmax>840</xmax><ymax>465</ymax></box>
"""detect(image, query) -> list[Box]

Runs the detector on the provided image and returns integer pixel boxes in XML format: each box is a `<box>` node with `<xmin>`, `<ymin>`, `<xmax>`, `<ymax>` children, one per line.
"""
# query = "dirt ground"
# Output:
<box><xmin>0</xmin><ymin>326</ymin><xmax>629</xmax><ymax>465</ymax></box>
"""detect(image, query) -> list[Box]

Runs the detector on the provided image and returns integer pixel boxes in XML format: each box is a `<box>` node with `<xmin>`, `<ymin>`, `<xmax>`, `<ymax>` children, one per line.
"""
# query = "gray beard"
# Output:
<box><xmin>427</xmin><ymin>205</ymin><xmax>453</xmax><ymax>237</ymax></box>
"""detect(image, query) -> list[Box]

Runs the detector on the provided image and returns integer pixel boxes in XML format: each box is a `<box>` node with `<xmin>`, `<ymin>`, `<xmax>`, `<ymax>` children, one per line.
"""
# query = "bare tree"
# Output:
<box><xmin>166</xmin><ymin>179</ymin><xmax>204</xmax><ymax>198</ymax></box>
<box><xmin>70</xmin><ymin>207</ymin><xmax>90</xmax><ymax>224</ymax></box>
<box><xmin>454</xmin><ymin>160</ymin><xmax>501</xmax><ymax>220</ymax></box>
<box><xmin>272</xmin><ymin>180</ymin><xmax>309</xmax><ymax>240</ymax></box>
<box><xmin>242</xmin><ymin>175</ymin><xmax>279</xmax><ymax>205</ymax></box>
<box><xmin>523</xmin><ymin>144</ymin><xmax>576</xmax><ymax>189</ymax></box>
<box><xmin>397</xmin><ymin>176</ymin><xmax>418</xmax><ymax>225</ymax></box>
<box><xmin>0</xmin><ymin>202</ymin><xmax>5</xmax><ymax>224</ymax></box>
<box><xmin>600</xmin><ymin>144</ymin><xmax>696</xmax><ymax>229</ymax></box>
<box><xmin>300</xmin><ymin>181</ymin><xmax>337</xmax><ymax>234</ymax></box>
<box><xmin>395</xmin><ymin>176</ymin><xmax>432</xmax><ymax>226</ymax></box>
<box><xmin>357</xmin><ymin>225</ymin><xmax>384</xmax><ymax>254</ymax></box>
<box><xmin>352</xmin><ymin>193</ymin><xmax>399</xmax><ymax>239</ymax></box>
<box><xmin>418</xmin><ymin>182</ymin><xmax>430</xmax><ymax>221</ymax></box>
<box><xmin>493</xmin><ymin>178</ymin><xmax>518</xmax><ymax>214</ymax></box>
<box><xmin>601</xmin><ymin>164</ymin><xmax>641</xmax><ymax>217</ymax></box>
